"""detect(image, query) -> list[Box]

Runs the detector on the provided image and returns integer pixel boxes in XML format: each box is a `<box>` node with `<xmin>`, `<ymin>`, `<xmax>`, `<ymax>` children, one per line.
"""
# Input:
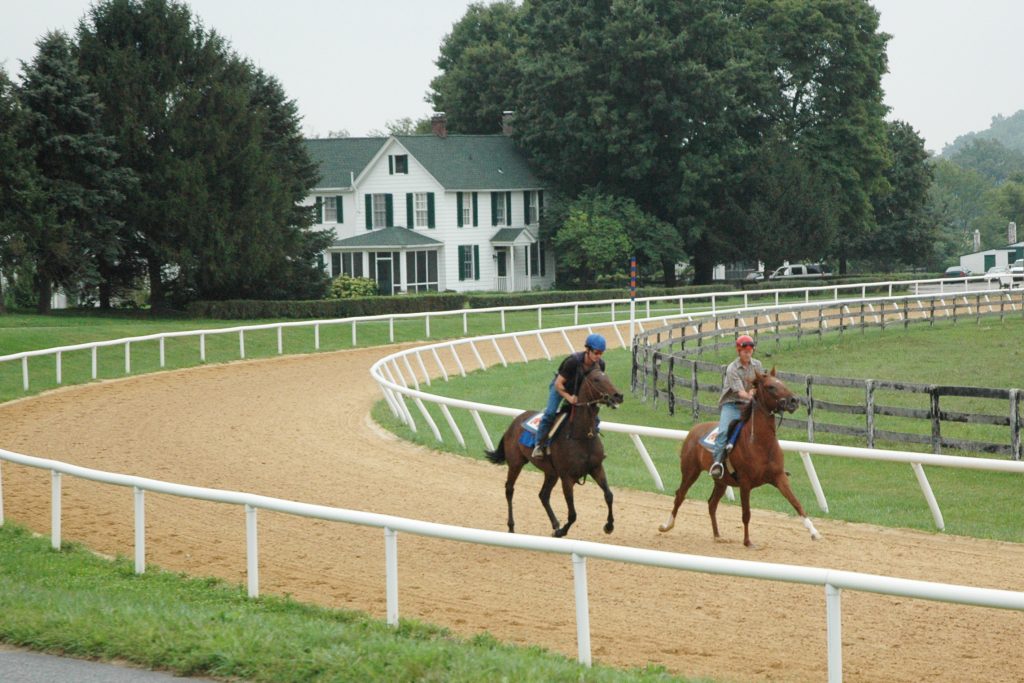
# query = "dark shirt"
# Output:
<box><xmin>557</xmin><ymin>351</ymin><xmax>606</xmax><ymax>396</ymax></box>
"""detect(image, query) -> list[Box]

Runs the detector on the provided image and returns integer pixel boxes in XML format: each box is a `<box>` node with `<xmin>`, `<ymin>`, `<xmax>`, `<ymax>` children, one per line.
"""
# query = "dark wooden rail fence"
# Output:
<box><xmin>632</xmin><ymin>291</ymin><xmax>1024</xmax><ymax>460</ymax></box>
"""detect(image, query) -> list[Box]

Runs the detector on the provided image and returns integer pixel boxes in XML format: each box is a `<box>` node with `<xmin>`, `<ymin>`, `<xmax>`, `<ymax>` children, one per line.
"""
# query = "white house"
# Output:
<box><xmin>304</xmin><ymin>116</ymin><xmax>553</xmax><ymax>294</ymax></box>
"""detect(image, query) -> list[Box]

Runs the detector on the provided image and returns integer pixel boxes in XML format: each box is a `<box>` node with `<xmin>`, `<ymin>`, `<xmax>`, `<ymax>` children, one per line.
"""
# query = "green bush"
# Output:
<box><xmin>328</xmin><ymin>275</ymin><xmax>378</xmax><ymax>298</ymax></box>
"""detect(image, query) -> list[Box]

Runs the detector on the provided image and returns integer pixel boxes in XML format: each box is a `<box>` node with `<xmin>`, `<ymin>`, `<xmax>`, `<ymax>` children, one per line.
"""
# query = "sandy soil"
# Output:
<box><xmin>0</xmin><ymin>340</ymin><xmax>1022</xmax><ymax>683</ymax></box>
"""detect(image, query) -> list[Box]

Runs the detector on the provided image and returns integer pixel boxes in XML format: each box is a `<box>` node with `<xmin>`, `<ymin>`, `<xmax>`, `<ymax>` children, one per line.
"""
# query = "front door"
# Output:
<box><xmin>376</xmin><ymin>259</ymin><xmax>392</xmax><ymax>295</ymax></box>
<box><xmin>496</xmin><ymin>251</ymin><xmax>507</xmax><ymax>277</ymax></box>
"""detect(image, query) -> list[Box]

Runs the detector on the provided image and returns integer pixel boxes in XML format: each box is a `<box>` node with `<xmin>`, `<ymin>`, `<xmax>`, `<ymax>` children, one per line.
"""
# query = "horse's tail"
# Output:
<box><xmin>484</xmin><ymin>440</ymin><xmax>506</xmax><ymax>465</ymax></box>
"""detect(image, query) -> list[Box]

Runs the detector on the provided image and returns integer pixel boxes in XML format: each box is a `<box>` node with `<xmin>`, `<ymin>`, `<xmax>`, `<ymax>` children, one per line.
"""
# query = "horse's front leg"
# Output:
<box><xmin>774</xmin><ymin>475</ymin><xmax>822</xmax><ymax>541</ymax></box>
<box><xmin>553</xmin><ymin>476</ymin><xmax>577</xmax><ymax>538</ymax></box>
<box><xmin>591</xmin><ymin>464</ymin><xmax>614</xmax><ymax>534</ymax></box>
<box><xmin>538</xmin><ymin>472</ymin><xmax>561</xmax><ymax>532</ymax></box>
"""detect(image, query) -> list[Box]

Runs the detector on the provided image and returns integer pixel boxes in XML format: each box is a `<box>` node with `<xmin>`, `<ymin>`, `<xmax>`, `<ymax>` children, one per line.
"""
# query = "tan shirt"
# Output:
<box><xmin>718</xmin><ymin>357</ymin><xmax>763</xmax><ymax>406</ymax></box>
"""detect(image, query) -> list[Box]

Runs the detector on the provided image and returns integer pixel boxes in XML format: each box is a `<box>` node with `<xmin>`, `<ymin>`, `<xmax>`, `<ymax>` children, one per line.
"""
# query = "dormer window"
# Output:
<box><xmin>390</xmin><ymin>154</ymin><xmax>409</xmax><ymax>174</ymax></box>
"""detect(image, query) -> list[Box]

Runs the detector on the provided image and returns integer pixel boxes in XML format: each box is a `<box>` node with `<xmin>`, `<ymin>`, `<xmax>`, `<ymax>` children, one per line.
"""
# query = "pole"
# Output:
<box><xmin>629</xmin><ymin>256</ymin><xmax>637</xmax><ymax>347</ymax></box>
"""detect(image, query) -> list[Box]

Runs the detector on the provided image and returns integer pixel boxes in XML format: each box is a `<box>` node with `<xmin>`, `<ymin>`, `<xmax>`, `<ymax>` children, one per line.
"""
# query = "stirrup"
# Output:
<box><xmin>709</xmin><ymin>462</ymin><xmax>724</xmax><ymax>479</ymax></box>
<box><xmin>532</xmin><ymin>445</ymin><xmax>545</xmax><ymax>459</ymax></box>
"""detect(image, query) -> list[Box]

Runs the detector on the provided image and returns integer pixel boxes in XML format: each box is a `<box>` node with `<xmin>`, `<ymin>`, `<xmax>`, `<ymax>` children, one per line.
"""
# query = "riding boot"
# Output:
<box><xmin>709</xmin><ymin>443</ymin><xmax>727</xmax><ymax>479</ymax></box>
<box><xmin>532</xmin><ymin>429</ymin><xmax>547</xmax><ymax>459</ymax></box>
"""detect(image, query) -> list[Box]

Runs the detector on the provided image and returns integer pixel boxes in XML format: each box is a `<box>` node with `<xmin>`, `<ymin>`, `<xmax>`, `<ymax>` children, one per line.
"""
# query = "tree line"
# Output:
<box><xmin>429</xmin><ymin>0</ymin><xmax>937</xmax><ymax>284</ymax></box>
<box><xmin>0</xmin><ymin>0</ymin><xmax>331</xmax><ymax>313</ymax></box>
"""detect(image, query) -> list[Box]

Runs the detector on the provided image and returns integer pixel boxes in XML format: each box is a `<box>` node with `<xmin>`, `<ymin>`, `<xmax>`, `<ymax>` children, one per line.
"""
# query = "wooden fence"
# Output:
<box><xmin>631</xmin><ymin>290</ymin><xmax>1024</xmax><ymax>459</ymax></box>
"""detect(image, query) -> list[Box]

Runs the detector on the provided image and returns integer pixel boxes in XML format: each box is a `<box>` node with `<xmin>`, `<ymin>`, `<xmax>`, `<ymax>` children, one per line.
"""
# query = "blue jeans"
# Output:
<box><xmin>536</xmin><ymin>378</ymin><xmax>562</xmax><ymax>444</ymax></box>
<box><xmin>714</xmin><ymin>402</ymin><xmax>743</xmax><ymax>456</ymax></box>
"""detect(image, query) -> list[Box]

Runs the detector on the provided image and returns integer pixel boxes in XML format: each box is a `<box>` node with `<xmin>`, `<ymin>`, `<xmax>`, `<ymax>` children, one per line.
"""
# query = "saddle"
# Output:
<box><xmin>519</xmin><ymin>410</ymin><xmax>569</xmax><ymax>449</ymax></box>
<box><xmin>699</xmin><ymin>419</ymin><xmax>744</xmax><ymax>478</ymax></box>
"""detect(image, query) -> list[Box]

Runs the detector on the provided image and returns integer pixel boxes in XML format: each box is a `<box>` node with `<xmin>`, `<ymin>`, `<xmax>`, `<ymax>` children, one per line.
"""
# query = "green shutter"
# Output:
<box><xmin>457</xmin><ymin>192</ymin><xmax>464</xmax><ymax>227</ymax></box>
<box><xmin>458</xmin><ymin>245</ymin><xmax>466</xmax><ymax>281</ymax></box>
<box><xmin>427</xmin><ymin>193</ymin><xmax>435</xmax><ymax>228</ymax></box>
<box><xmin>385</xmin><ymin>194</ymin><xmax>394</xmax><ymax>227</ymax></box>
<box><xmin>505</xmin><ymin>192</ymin><xmax>512</xmax><ymax>226</ymax></box>
<box><xmin>491</xmin><ymin>193</ymin><xmax>498</xmax><ymax>226</ymax></box>
<box><xmin>523</xmin><ymin>192</ymin><xmax>530</xmax><ymax>225</ymax></box>
<box><xmin>406</xmin><ymin>193</ymin><xmax>414</xmax><ymax>228</ymax></box>
<box><xmin>337</xmin><ymin>196</ymin><xmax>343</xmax><ymax>223</ymax></box>
<box><xmin>472</xmin><ymin>192</ymin><xmax>478</xmax><ymax>226</ymax></box>
<box><xmin>388</xmin><ymin>155</ymin><xmax>394</xmax><ymax>175</ymax></box>
<box><xmin>538</xmin><ymin>190</ymin><xmax>544</xmax><ymax>223</ymax></box>
<box><xmin>315</xmin><ymin>196</ymin><xmax>323</xmax><ymax>223</ymax></box>
<box><xmin>473</xmin><ymin>245</ymin><xmax>480</xmax><ymax>280</ymax></box>
<box><xmin>365</xmin><ymin>195</ymin><xmax>372</xmax><ymax>229</ymax></box>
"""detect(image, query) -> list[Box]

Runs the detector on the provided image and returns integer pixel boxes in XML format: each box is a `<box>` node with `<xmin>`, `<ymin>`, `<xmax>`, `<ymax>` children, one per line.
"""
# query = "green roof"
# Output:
<box><xmin>304</xmin><ymin>135</ymin><xmax>541</xmax><ymax>191</ymax></box>
<box><xmin>304</xmin><ymin>137</ymin><xmax>385</xmax><ymax>189</ymax></box>
<box><xmin>396</xmin><ymin>135</ymin><xmax>541</xmax><ymax>190</ymax></box>
<box><xmin>331</xmin><ymin>226</ymin><xmax>443</xmax><ymax>249</ymax></box>
<box><xmin>490</xmin><ymin>228</ymin><xmax>536</xmax><ymax>244</ymax></box>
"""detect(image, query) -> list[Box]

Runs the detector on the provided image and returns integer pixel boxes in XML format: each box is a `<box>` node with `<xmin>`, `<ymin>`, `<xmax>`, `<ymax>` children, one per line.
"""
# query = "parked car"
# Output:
<box><xmin>942</xmin><ymin>265</ymin><xmax>972</xmax><ymax>278</ymax></box>
<box><xmin>744</xmin><ymin>271</ymin><xmax>764</xmax><ymax>281</ymax></box>
<box><xmin>767</xmin><ymin>263</ymin><xmax>832</xmax><ymax>280</ymax></box>
<box><xmin>984</xmin><ymin>265</ymin><xmax>1008</xmax><ymax>282</ymax></box>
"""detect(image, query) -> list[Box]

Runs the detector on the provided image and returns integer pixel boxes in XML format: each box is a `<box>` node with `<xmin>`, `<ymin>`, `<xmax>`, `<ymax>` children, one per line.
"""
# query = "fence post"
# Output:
<box><xmin>806</xmin><ymin>375</ymin><xmax>815</xmax><ymax>442</ymax></box>
<box><xmin>1011</xmin><ymin>388</ymin><xmax>1021</xmax><ymax>461</ymax></box>
<box><xmin>631</xmin><ymin>340</ymin><xmax>639</xmax><ymax>392</ymax></box>
<box><xmin>691</xmin><ymin>361</ymin><xmax>700</xmax><ymax>422</ymax></box>
<box><xmin>930</xmin><ymin>387</ymin><xmax>942</xmax><ymax>454</ymax></box>
<box><xmin>651</xmin><ymin>352</ymin><xmax>660</xmax><ymax>407</ymax></box>
<box><xmin>865</xmin><ymin>380</ymin><xmax>875</xmax><ymax>449</ymax></box>
<box><xmin>667</xmin><ymin>356</ymin><xmax>676</xmax><ymax>417</ymax></box>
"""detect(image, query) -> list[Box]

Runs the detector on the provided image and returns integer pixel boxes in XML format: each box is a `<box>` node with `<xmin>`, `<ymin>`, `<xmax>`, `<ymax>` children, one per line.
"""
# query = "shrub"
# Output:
<box><xmin>329</xmin><ymin>275</ymin><xmax>378</xmax><ymax>299</ymax></box>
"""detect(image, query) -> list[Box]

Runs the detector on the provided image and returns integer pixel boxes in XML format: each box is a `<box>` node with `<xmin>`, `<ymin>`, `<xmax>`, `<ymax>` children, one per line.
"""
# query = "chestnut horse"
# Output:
<box><xmin>658</xmin><ymin>368</ymin><xmax>822</xmax><ymax>547</ymax></box>
<box><xmin>485</xmin><ymin>367</ymin><xmax>623</xmax><ymax>537</ymax></box>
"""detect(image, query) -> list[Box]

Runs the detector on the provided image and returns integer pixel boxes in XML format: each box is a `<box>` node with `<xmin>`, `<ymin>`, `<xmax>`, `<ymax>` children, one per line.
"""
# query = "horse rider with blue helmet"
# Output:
<box><xmin>710</xmin><ymin>334</ymin><xmax>763</xmax><ymax>479</ymax></box>
<box><xmin>532</xmin><ymin>333</ymin><xmax>608</xmax><ymax>459</ymax></box>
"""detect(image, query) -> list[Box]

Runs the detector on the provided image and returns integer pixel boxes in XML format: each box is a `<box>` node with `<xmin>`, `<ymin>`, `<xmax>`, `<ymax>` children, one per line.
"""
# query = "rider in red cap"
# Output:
<box><xmin>709</xmin><ymin>334</ymin><xmax>763</xmax><ymax>479</ymax></box>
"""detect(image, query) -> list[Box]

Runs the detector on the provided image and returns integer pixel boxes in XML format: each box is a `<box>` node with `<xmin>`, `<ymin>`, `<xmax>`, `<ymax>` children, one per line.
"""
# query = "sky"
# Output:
<box><xmin>2</xmin><ymin>0</ymin><xmax>1023</xmax><ymax>154</ymax></box>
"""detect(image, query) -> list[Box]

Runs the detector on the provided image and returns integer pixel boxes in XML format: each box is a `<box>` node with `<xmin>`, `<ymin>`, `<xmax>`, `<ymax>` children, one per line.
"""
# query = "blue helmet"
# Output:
<box><xmin>584</xmin><ymin>333</ymin><xmax>607</xmax><ymax>352</ymax></box>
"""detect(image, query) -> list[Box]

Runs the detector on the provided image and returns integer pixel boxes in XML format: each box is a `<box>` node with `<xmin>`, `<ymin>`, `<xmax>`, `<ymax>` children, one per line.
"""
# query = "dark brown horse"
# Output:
<box><xmin>658</xmin><ymin>368</ymin><xmax>822</xmax><ymax>547</ymax></box>
<box><xmin>485</xmin><ymin>367</ymin><xmax>623</xmax><ymax>537</ymax></box>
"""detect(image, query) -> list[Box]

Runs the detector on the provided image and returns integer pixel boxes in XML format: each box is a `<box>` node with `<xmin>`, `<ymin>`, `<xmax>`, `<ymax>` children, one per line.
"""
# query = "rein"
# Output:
<box><xmin>747</xmin><ymin>393</ymin><xmax>785</xmax><ymax>443</ymax></box>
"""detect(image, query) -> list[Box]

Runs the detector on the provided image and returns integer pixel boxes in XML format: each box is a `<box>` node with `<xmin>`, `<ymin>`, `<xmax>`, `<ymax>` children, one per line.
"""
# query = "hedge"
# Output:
<box><xmin>186</xmin><ymin>293</ymin><xmax>467</xmax><ymax>320</ymax></box>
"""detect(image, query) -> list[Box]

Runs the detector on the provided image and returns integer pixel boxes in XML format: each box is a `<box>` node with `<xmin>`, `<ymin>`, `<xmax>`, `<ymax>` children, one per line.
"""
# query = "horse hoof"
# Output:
<box><xmin>812</xmin><ymin>532</ymin><xmax>822</xmax><ymax>541</ymax></box>
<box><xmin>603</xmin><ymin>523</ymin><xmax>614</xmax><ymax>534</ymax></box>
<box><xmin>553</xmin><ymin>528</ymin><xmax>568</xmax><ymax>538</ymax></box>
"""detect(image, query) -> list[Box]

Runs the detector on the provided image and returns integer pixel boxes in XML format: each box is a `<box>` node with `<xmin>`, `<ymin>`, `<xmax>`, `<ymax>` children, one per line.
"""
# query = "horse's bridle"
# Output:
<box><xmin>575</xmin><ymin>367</ymin><xmax>615</xmax><ymax>407</ymax></box>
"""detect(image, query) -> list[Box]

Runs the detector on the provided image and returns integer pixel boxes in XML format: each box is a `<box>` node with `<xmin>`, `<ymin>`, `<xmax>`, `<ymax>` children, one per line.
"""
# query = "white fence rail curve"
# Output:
<box><xmin>0</xmin><ymin>273</ymin><xmax>1005</xmax><ymax>395</ymax></box>
<box><xmin>0</xmin><ymin>281</ymin><xmax>1020</xmax><ymax>682</ymax></box>
<box><xmin>1</xmin><ymin>445</ymin><xmax>1022</xmax><ymax>683</ymax></box>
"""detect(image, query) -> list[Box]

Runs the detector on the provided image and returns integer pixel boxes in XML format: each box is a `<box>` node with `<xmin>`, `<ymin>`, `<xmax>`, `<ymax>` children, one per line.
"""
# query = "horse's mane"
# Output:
<box><xmin>739</xmin><ymin>400</ymin><xmax>754</xmax><ymax>421</ymax></box>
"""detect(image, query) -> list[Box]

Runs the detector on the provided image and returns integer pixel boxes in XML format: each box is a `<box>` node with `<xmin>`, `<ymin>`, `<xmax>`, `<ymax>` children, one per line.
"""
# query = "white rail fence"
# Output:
<box><xmin>0</xmin><ymin>274</ymin><xmax>1002</xmax><ymax>395</ymax></box>
<box><xmin>1</xmin><ymin>445</ymin><xmax>1022</xmax><ymax>683</ymax></box>
<box><xmin>0</xmin><ymin>280</ymin><xmax>1021</xmax><ymax>682</ymax></box>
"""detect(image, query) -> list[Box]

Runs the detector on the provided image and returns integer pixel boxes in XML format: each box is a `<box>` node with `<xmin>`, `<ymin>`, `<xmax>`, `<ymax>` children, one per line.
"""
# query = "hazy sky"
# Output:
<box><xmin>2</xmin><ymin>0</ymin><xmax>1022</xmax><ymax>153</ymax></box>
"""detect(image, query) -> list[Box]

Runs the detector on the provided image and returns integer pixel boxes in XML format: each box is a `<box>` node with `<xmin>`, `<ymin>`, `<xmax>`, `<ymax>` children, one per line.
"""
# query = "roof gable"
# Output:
<box><xmin>305</xmin><ymin>138</ymin><xmax>386</xmax><ymax>189</ymax></box>
<box><xmin>331</xmin><ymin>226</ymin><xmax>443</xmax><ymax>249</ymax></box>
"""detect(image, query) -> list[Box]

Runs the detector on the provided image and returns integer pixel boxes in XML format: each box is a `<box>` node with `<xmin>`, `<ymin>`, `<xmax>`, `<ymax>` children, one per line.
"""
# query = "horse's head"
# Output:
<box><xmin>580</xmin><ymin>368</ymin><xmax>624</xmax><ymax>409</ymax></box>
<box><xmin>754</xmin><ymin>367</ymin><xmax>799</xmax><ymax>414</ymax></box>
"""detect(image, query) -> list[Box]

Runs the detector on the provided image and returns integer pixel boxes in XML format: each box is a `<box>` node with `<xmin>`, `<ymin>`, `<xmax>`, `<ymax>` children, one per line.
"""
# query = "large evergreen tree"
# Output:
<box><xmin>14</xmin><ymin>31</ymin><xmax>133</xmax><ymax>313</ymax></box>
<box><xmin>77</xmin><ymin>0</ymin><xmax>328</xmax><ymax>306</ymax></box>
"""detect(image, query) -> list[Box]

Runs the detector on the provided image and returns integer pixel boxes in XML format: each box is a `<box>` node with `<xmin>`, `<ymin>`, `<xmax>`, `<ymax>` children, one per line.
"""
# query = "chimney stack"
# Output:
<box><xmin>973</xmin><ymin>229</ymin><xmax>981</xmax><ymax>252</ymax></box>
<box><xmin>501</xmin><ymin>110</ymin><xmax>515</xmax><ymax>136</ymax></box>
<box><xmin>431</xmin><ymin>112</ymin><xmax>447</xmax><ymax>138</ymax></box>
<box><xmin>1009</xmin><ymin>221</ymin><xmax>1018</xmax><ymax>245</ymax></box>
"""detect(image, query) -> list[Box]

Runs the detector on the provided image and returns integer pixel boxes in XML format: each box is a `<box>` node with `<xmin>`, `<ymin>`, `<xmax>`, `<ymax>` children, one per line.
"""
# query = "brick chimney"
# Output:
<box><xmin>501</xmin><ymin>110</ymin><xmax>515</xmax><ymax>136</ymax></box>
<box><xmin>431</xmin><ymin>112</ymin><xmax>447</xmax><ymax>138</ymax></box>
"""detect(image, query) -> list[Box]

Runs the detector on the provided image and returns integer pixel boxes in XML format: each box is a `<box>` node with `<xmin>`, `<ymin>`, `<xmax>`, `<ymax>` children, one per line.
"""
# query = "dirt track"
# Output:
<box><xmin>0</xmin><ymin>341</ymin><xmax>1022</xmax><ymax>682</ymax></box>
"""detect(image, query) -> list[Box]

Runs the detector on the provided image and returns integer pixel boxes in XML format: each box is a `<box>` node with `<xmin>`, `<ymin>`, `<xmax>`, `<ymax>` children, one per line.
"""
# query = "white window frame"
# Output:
<box><xmin>461</xmin><ymin>198</ymin><xmax>472</xmax><ymax>227</ymax></box>
<box><xmin>494</xmin><ymin>197</ymin><xmax>506</xmax><ymax>225</ymax></box>
<box><xmin>414</xmin><ymin>192</ymin><xmax>429</xmax><ymax>228</ymax></box>
<box><xmin>372</xmin><ymin>194</ymin><xmax>388</xmax><ymax>228</ymax></box>
<box><xmin>324</xmin><ymin>196</ymin><xmax>338</xmax><ymax>223</ymax></box>
<box><xmin>526</xmin><ymin>191</ymin><xmax>539</xmax><ymax>224</ymax></box>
